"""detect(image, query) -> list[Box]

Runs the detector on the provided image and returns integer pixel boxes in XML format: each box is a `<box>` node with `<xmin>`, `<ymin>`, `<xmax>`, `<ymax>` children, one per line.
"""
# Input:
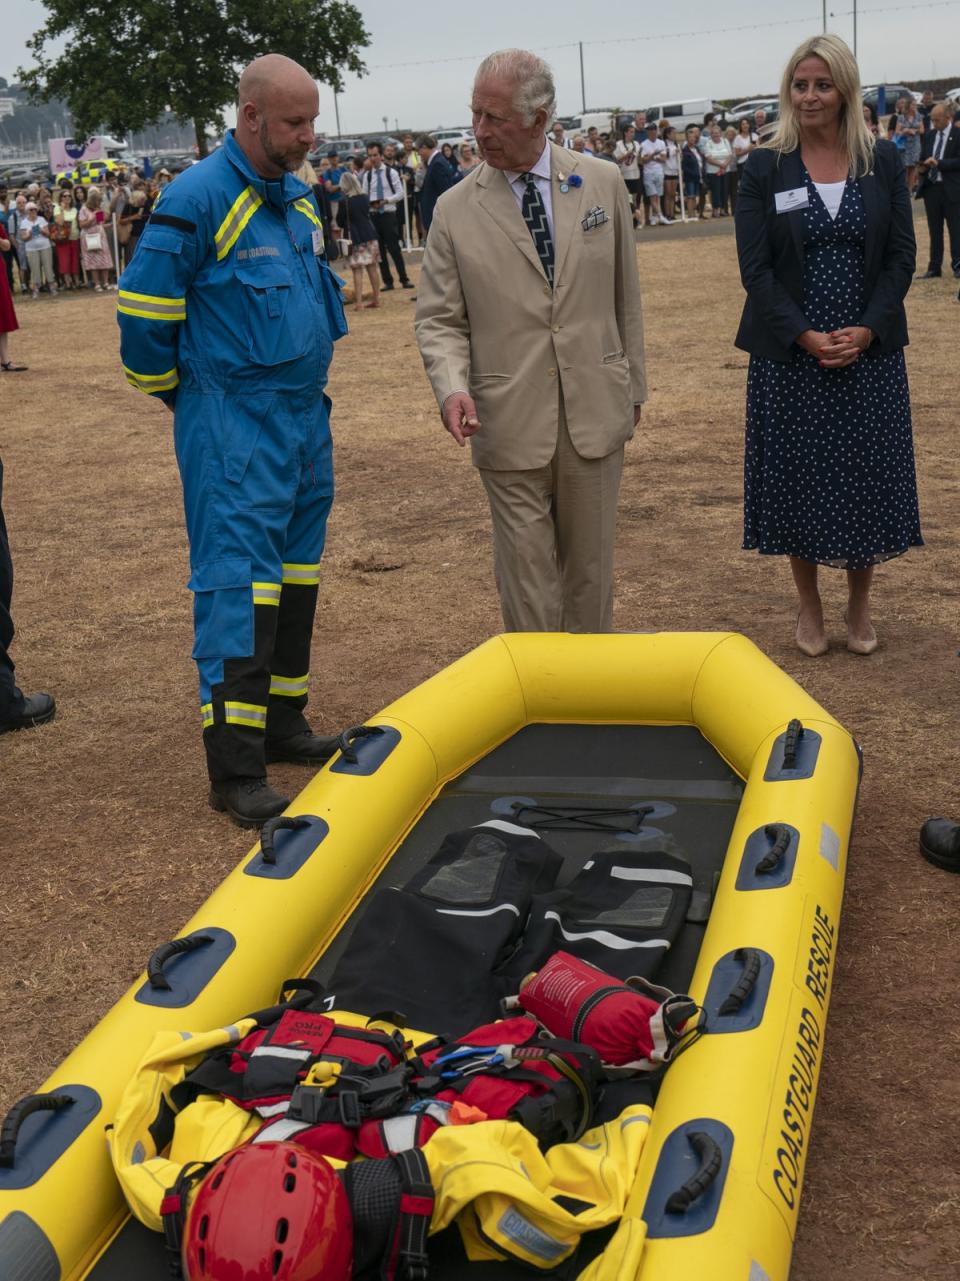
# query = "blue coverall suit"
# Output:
<box><xmin>117</xmin><ymin>132</ymin><xmax>347</xmax><ymax>782</ymax></box>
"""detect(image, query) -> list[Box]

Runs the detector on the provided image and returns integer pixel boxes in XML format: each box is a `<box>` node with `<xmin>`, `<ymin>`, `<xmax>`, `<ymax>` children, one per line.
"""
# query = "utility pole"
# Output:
<box><xmin>333</xmin><ymin>88</ymin><xmax>342</xmax><ymax>139</ymax></box>
<box><xmin>822</xmin><ymin>0</ymin><xmax>827</xmax><ymax>32</ymax></box>
<box><xmin>852</xmin><ymin>0</ymin><xmax>857</xmax><ymax>56</ymax></box>
<box><xmin>579</xmin><ymin>42</ymin><xmax>586</xmax><ymax>113</ymax></box>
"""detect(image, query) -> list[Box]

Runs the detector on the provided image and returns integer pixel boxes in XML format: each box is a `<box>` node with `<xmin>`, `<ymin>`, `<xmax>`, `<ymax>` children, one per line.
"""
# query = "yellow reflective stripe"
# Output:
<box><xmin>281</xmin><ymin>562</ymin><xmax>321</xmax><ymax>586</ymax></box>
<box><xmin>293</xmin><ymin>198</ymin><xmax>322</xmax><ymax>228</ymax></box>
<box><xmin>117</xmin><ymin>290</ymin><xmax>186</xmax><ymax>322</ymax></box>
<box><xmin>123</xmin><ymin>364</ymin><xmax>180</xmax><ymax>395</ymax></box>
<box><xmin>200</xmin><ymin>702</ymin><xmax>214</xmax><ymax>728</ymax></box>
<box><xmin>215</xmin><ymin>186</ymin><xmax>263</xmax><ymax>260</ymax></box>
<box><xmin>224</xmin><ymin>701</ymin><xmax>267</xmax><ymax>729</ymax></box>
<box><xmin>252</xmin><ymin>580</ymin><xmax>282</xmax><ymax>606</ymax></box>
<box><xmin>269</xmin><ymin>673</ymin><xmax>309</xmax><ymax>697</ymax></box>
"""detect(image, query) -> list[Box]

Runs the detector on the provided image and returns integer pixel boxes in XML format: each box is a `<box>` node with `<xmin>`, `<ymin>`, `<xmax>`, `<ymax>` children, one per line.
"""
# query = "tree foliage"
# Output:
<box><xmin>19</xmin><ymin>0</ymin><xmax>370</xmax><ymax>154</ymax></box>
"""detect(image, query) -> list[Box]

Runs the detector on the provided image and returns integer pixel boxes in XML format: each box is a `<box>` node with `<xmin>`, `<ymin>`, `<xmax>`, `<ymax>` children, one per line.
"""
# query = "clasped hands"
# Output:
<box><xmin>798</xmin><ymin>325</ymin><xmax>873</xmax><ymax>369</ymax></box>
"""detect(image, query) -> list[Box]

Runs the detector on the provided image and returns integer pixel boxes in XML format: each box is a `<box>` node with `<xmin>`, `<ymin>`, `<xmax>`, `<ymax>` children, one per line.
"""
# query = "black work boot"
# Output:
<box><xmin>265</xmin><ymin>730</ymin><xmax>339</xmax><ymax>766</ymax></box>
<box><xmin>0</xmin><ymin>691</ymin><xmax>56</xmax><ymax>734</ymax></box>
<box><xmin>209</xmin><ymin>777</ymin><xmax>290</xmax><ymax>829</ymax></box>
<box><xmin>919</xmin><ymin>818</ymin><xmax>960</xmax><ymax>873</ymax></box>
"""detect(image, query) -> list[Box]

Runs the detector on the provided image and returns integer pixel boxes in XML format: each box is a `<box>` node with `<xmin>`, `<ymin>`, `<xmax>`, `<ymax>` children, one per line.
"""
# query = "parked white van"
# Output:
<box><xmin>564</xmin><ymin>111</ymin><xmax>618</xmax><ymax>138</ymax></box>
<box><xmin>642</xmin><ymin>98</ymin><xmax>723</xmax><ymax>129</ymax></box>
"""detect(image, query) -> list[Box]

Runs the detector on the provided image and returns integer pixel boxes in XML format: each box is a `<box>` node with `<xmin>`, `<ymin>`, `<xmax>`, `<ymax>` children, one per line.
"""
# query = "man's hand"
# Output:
<box><xmin>442</xmin><ymin>392</ymin><xmax>481</xmax><ymax>447</ymax></box>
<box><xmin>633</xmin><ymin>404</ymin><xmax>643</xmax><ymax>427</ymax></box>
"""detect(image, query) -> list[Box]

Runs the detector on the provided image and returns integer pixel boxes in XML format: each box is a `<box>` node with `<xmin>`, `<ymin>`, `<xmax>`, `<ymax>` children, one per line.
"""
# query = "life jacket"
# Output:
<box><xmin>175</xmin><ymin>1003</ymin><xmax>602</xmax><ymax>1162</ymax></box>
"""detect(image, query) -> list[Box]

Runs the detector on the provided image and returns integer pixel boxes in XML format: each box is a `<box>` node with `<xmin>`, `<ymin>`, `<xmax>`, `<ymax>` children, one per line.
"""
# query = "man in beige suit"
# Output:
<box><xmin>415</xmin><ymin>48</ymin><xmax>646</xmax><ymax>632</ymax></box>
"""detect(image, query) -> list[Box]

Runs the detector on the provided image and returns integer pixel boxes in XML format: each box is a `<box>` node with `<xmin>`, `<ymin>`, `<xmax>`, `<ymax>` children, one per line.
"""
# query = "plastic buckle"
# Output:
<box><xmin>288</xmin><ymin>1084</ymin><xmax>329</xmax><ymax>1124</ymax></box>
<box><xmin>338</xmin><ymin>1091</ymin><xmax>362</xmax><ymax>1129</ymax></box>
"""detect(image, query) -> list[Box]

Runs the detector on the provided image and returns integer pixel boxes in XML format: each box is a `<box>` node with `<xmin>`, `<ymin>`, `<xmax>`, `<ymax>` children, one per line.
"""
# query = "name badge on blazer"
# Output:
<box><xmin>774</xmin><ymin>186</ymin><xmax>809</xmax><ymax>214</ymax></box>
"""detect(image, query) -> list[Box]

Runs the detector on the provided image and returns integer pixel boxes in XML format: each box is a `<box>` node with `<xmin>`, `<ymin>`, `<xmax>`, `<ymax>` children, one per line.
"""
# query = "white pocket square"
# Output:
<box><xmin>581</xmin><ymin>206</ymin><xmax>608</xmax><ymax>231</ymax></box>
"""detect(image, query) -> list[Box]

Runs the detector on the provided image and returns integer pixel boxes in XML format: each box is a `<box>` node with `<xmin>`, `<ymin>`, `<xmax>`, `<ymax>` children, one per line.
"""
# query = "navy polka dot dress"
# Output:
<box><xmin>743</xmin><ymin>168</ymin><xmax>922</xmax><ymax>569</ymax></box>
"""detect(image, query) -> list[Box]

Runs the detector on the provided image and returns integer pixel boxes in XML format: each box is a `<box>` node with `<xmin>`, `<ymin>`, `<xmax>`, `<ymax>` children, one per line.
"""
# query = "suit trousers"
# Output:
<box><xmin>922</xmin><ymin>183</ymin><xmax>960</xmax><ymax>273</ymax></box>
<box><xmin>0</xmin><ymin>457</ymin><xmax>25</xmax><ymax>717</ymax></box>
<box><xmin>370</xmin><ymin>210</ymin><xmax>409</xmax><ymax>287</ymax></box>
<box><xmin>479</xmin><ymin>396</ymin><xmax>624</xmax><ymax>633</ymax></box>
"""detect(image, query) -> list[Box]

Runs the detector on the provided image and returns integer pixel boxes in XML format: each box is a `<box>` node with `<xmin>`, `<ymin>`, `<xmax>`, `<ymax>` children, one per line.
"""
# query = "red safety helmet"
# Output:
<box><xmin>182</xmin><ymin>1141</ymin><xmax>353</xmax><ymax>1281</ymax></box>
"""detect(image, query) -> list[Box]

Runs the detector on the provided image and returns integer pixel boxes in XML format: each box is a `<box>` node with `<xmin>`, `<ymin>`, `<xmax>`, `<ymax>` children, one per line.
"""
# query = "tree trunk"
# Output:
<box><xmin>194</xmin><ymin>118</ymin><xmax>208</xmax><ymax>159</ymax></box>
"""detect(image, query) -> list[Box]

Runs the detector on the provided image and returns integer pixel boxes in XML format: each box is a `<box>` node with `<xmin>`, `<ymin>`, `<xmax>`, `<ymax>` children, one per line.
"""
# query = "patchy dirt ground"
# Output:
<box><xmin>1</xmin><ymin>215</ymin><xmax>958</xmax><ymax>1280</ymax></box>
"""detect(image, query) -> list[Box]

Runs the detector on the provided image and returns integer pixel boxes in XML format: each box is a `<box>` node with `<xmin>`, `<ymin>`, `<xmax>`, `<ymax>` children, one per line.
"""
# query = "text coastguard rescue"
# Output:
<box><xmin>117</xmin><ymin>55</ymin><xmax>348</xmax><ymax>828</ymax></box>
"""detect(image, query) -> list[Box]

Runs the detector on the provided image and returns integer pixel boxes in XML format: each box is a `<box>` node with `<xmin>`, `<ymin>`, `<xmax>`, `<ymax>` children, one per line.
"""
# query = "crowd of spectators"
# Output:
<box><xmin>0</xmin><ymin>167</ymin><xmax>171</xmax><ymax>299</ymax></box>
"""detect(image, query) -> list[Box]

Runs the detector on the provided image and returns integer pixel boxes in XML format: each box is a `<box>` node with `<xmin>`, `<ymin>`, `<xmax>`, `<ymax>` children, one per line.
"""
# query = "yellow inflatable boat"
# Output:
<box><xmin>0</xmin><ymin>632</ymin><xmax>860</xmax><ymax>1281</ymax></box>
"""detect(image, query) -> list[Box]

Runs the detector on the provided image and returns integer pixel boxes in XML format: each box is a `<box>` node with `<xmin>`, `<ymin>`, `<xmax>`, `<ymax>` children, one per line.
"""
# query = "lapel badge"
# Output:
<box><xmin>557</xmin><ymin>172</ymin><xmax>582</xmax><ymax>194</ymax></box>
<box><xmin>581</xmin><ymin>205</ymin><xmax>608</xmax><ymax>231</ymax></box>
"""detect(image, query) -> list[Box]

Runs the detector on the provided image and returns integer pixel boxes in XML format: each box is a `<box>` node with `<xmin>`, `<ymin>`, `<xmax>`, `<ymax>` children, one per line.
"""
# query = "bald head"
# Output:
<box><xmin>236</xmin><ymin>54</ymin><xmax>319</xmax><ymax>179</ymax></box>
<box><xmin>239</xmin><ymin>54</ymin><xmax>317</xmax><ymax>111</ymax></box>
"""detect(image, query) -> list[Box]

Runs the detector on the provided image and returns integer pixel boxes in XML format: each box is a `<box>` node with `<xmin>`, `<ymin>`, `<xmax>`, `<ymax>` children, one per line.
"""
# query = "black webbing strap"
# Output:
<box><xmin>393</xmin><ymin>1147</ymin><xmax>434</xmax><ymax>1281</ymax></box>
<box><xmin>160</xmin><ymin>1160</ymin><xmax>213</xmax><ymax>1278</ymax></box>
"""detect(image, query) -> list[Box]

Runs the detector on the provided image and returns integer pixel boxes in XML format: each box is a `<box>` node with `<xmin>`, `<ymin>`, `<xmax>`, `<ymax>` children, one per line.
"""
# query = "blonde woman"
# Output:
<box><xmin>78</xmin><ymin>185</ymin><xmax>114</xmax><ymax>291</ymax></box>
<box><xmin>735</xmin><ymin>34</ymin><xmax>920</xmax><ymax>657</ymax></box>
<box><xmin>54</xmin><ymin>189</ymin><xmax>81</xmax><ymax>287</ymax></box>
<box><xmin>338</xmin><ymin>171</ymin><xmax>381</xmax><ymax>310</ymax></box>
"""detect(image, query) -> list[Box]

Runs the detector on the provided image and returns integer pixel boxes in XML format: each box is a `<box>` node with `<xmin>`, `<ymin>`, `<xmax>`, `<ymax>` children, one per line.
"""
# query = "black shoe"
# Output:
<box><xmin>209</xmin><ymin>777</ymin><xmax>290</xmax><ymax>828</ymax></box>
<box><xmin>919</xmin><ymin>818</ymin><xmax>960</xmax><ymax>872</ymax></box>
<box><xmin>916</xmin><ymin>269</ymin><xmax>941</xmax><ymax>278</ymax></box>
<box><xmin>0</xmin><ymin>692</ymin><xmax>56</xmax><ymax>735</ymax></box>
<box><xmin>401</xmin><ymin>280</ymin><xmax>414</xmax><ymax>289</ymax></box>
<box><xmin>381</xmin><ymin>283</ymin><xmax>395</xmax><ymax>291</ymax></box>
<box><xmin>265</xmin><ymin>730</ymin><xmax>339</xmax><ymax>766</ymax></box>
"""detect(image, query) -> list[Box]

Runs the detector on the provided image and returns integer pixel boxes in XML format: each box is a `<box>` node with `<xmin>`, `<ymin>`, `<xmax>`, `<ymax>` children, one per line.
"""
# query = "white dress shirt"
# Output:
<box><xmin>504</xmin><ymin>138</ymin><xmax>554</xmax><ymax>240</ymax></box>
<box><xmin>361</xmin><ymin>162</ymin><xmax>404</xmax><ymax>212</ymax></box>
<box><xmin>931</xmin><ymin>125</ymin><xmax>950</xmax><ymax>181</ymax></box>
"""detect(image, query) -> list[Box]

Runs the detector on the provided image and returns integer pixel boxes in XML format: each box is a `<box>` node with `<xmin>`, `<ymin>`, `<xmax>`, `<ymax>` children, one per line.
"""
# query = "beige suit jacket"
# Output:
<box><xmin>415</xmin><ymin>142</ymin><xmax>646</xmax><ymax>470</ymax></box>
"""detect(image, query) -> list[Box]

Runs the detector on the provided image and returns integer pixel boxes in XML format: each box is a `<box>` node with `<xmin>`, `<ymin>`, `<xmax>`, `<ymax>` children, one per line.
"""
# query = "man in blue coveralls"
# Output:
<box><xmin>118</xmin><ymin>55</ymin><xmax>348</xmax><ymax>827</ymax></box>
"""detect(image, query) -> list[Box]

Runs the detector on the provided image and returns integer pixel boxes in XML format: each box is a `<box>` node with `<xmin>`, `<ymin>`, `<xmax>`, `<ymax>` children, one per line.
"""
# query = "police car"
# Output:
<box><xmin>55</xmin><ymin>158</ymin><xmax>121</xmax><ymax>185</ymax></box>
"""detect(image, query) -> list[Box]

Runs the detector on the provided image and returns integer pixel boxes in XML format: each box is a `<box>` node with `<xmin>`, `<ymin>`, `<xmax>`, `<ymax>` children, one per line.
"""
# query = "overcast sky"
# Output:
<box><xmin>4</xmin><ymin>0</ymin><xmax>959</xmax><ymax>135</ymax></box>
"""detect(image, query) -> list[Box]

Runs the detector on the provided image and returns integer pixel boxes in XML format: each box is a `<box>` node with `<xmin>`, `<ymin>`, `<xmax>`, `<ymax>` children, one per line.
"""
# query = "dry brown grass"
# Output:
<box><xmin>2</xmin><ymin>216</ymin><xmax>959</xmax><ymax>1280</ymax></box>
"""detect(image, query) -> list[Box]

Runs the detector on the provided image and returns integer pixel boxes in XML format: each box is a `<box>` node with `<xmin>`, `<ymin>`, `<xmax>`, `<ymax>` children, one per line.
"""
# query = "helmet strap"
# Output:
<box><xmin>160</xmin><ymin>1160</ymin><xmax>216</xmax><ymax>1278</ymax></box>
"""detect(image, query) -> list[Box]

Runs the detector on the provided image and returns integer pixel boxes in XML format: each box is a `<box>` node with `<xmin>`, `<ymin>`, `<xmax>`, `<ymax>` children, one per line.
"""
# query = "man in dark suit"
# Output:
<box><xmin>916</xmin><ymin>101</ymin><xmax>960</xmax><ymax>279</ymax></box>
<box><xmin>416</xmin><ymin>133</ymin><xmax>458</xmax><ymax>237</ymax></box>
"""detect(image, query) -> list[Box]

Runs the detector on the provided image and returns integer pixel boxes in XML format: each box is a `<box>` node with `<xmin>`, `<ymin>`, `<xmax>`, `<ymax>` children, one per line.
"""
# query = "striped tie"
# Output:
<box><xmin>521</xmin><ymin>172</ymin><xmax>554</xmax><ymax>287</ymax></box>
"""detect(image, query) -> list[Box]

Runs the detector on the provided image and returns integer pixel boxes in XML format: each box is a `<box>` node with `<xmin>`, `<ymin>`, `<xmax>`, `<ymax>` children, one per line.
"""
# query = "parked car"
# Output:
<box><xmin>728</xmin><ymin>98</ymin><xmax>778</xmax><ymax>122</ymax></box>
<box><xmin>323</xmin><ymin>137</ymin><xmax>366</xmax><ymax>158</ymax></box>
<box><xmin>433</xmin><ymin>127</ymin><xmax>475</xmax><ymax>147</ymax></box>
<box><xmin>861</xmin><ymin>85</ymin><xmax>916</xmax><ymax>113</ymax></box>
<box><xmin>642</xmin><ymin>98</ymin><xmax>727</xmax><ymax>130</ymax></box>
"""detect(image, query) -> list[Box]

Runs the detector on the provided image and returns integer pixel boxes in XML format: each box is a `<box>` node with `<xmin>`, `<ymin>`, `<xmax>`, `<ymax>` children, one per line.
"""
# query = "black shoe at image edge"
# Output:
<box><xmin>919</xmin><ymin>817</ymin><xmax>960</xmax><ymax>873</ymax></box>
<box><xmin>0</xmin><ymin>692</ymin><xmax>56</xmax><ymax>734</ymax></box>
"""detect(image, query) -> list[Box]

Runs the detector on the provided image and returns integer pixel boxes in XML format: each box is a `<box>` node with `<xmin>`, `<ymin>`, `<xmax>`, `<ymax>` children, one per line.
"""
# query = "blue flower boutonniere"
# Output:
<box><xmin>557</xmin><ymin>172</ymin><xmax>583</xmax><ymax>193</ymax></box>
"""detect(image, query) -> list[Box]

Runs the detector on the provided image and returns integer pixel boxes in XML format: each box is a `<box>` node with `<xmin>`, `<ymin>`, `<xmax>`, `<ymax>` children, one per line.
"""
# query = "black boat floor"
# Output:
<box><xmin>89</xmin><ymin>724</ymin><xmax>742</xmax><ymax>1281</ymax></box>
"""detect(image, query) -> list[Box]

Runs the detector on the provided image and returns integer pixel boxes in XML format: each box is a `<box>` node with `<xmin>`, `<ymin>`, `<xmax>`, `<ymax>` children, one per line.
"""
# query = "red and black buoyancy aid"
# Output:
<box><xmin>174</xmin><ymin>1002</ymin><xmax>602</xmax><ymax>1162</ymax></box>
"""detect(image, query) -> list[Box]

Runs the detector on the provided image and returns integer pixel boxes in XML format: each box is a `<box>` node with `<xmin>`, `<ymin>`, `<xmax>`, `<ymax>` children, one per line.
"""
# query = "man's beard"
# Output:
<box><xmin>259</xmin><ymin>119</ymin><xmax>308</xmax><ymax>172</ymax></box>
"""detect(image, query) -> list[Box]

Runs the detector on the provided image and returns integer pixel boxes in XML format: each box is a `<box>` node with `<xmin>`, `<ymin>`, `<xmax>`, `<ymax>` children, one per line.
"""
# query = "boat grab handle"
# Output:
<box><xmin>0</xmin><ymin>1092</ymin><xmax>74</xmax><ymax>1168</ymax></box>
<box><xmin>147</xmin><ymin>934</ymin><xmax>215</xmax><ymax>990</ymax></box>
<box><xmin>782</xmin><ymin>718</ymin><xmax>804</xmax><ymax>770</ymax></box>
<box><xmin>337</xmin><ymin>724</ymin><xmax>386</xmax><ymax>764</ymax></box>
<box><xmin>756</xmin><ymin>824</ymin><xmax>792</xmax><ymax>874</ymax></box>
<box><xmin>664</xmin><ymin>1130</ymin><xmax>723</xmax><ymax>1213</ymax></box>
<box><xmin>259</xmin><ymin>815</ymin><xmax>313</xmax><ymax>865</ymax></box>
<box><xmin>718</xmin><ymin>948</ymin><xmax>762</xmax><ymax>1016</ymax></box>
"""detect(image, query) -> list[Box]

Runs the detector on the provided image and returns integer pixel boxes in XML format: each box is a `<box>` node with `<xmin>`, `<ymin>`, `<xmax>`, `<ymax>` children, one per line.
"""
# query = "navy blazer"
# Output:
<box><xmin>918</xmin><ymin>122</ymin><xmax>960</xmax><ymax>200</ymax></box>
<box><xmin>420</xmin><ymin>153</ymin><xmax>458</xmax><ymax>235</ymax></box>
<box><xmin>734</xmin><ymin>139</ymin><xmax>915</xmax><ymax>362</ymax></box>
